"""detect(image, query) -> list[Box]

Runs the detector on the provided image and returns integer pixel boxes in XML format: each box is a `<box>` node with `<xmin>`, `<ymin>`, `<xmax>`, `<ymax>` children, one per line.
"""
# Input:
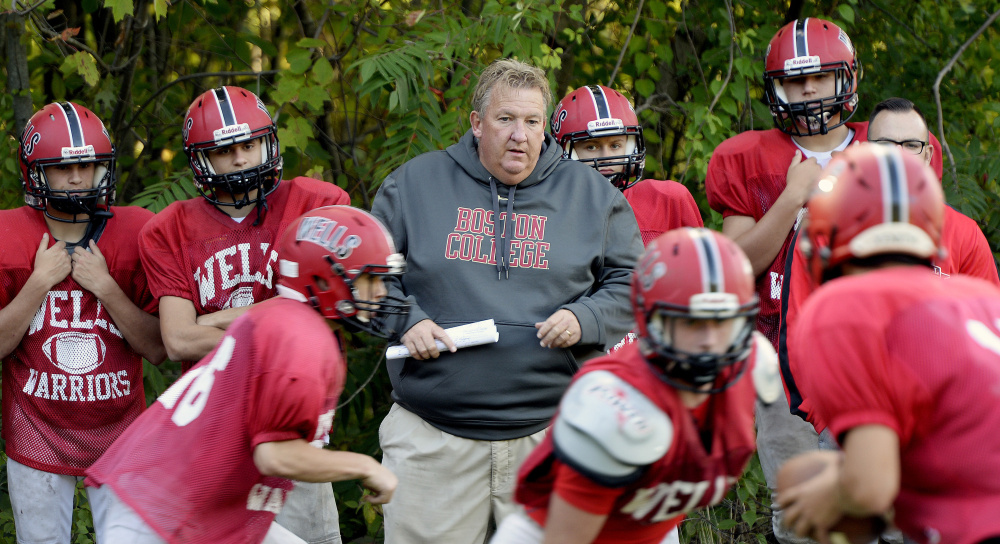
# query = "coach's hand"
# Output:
<box><xmin>536</xmin><ymin>309</ymin><xmax>581</xmax><ymax>349</ymax></box>
<box><xmin>362</xmin><ymin>463</ymin><xmax>398</xmax><ymax>505</ymax></box>
<box><xmin>31</xmin><ymin>233</ymin><xmax>72</xmax><ymax>290</ymax></box>
<box><xmin>401</xmin><ymin>319</ymin><xmax>457</xmax><ymax>360</ymax></box>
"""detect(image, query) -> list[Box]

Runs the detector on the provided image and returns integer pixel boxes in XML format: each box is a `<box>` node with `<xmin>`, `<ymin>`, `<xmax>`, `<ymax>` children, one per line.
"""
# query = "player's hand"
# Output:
<box><xmin>31</xmin><ymin>233</ymin><xmax>72</xmax><ymax>290</ymax></box>
<box><xmin>71</xmin><ymin>240</ymin><xmax>115</xmax><ymax>299</ymax></box>
<box><xmin>361</xmin><ymin>463</ymin><xmax>398</xmax><ymax>505</ymax></box>
<box><xmin>401</xmin><ymin>319</ymin><xmax>456</xmax><ymax>360</ymax></box>
<box><xmin>778</xmin><ymin>456</ymin><xmax>843</xmax><ymax>544</ymax></box>
<box><xmin>536</xmin><ymin>309</ymin><xmax>581</xmax><ymax>349</ymax></box>
<box><xmin>785</xmin><ymin>151</ymin><xmax>823</xmax><ymax>207</ymax></box>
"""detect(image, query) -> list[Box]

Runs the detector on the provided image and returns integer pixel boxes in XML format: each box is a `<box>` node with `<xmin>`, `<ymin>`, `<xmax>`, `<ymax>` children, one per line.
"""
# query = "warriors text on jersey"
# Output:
<box><xmin>0</xmin><ymin>206</ymin><xmax>156</xmax><ymax>475</ymax></box>
<box><xmin>86</xmin><ymin>297</ymin><xmax>345</xmax><ymax>544</ymax></box>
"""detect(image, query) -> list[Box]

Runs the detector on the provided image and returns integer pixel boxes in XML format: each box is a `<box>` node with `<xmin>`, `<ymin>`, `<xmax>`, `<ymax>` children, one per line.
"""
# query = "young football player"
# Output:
<box><xmin>551</xmin><ymin>85</ymin><xmax>703</xmax><ymax>245</ymax></box>
<box><xmin>779</xmin><ymin>96</ymin><xmax>999</xmax><ymax>427</ymax></box>
<box><xmin>87</xmin><ymin>206</ymin><xmax>407</xmax><ymax>544</ymax></box>
<box><xmin>490</xmin><ymin>228</ymin><xmax>780</xmax><ymax>544</ymax></box>
<box><xmin>0</xmin><ymin>102</ymin><xmax>165</xmax><ymax>542</ymax></box>
<box><xmin>778</xmin><ymin>144</ymin><xmax>1000</xmax><ymax>544</ymax></box>
<box><xmin>704</xmin><ymin>20</ymin><xmax>939</xmax><ymax>542</ymax></box>
<box><xmin>138</xmin><ymin>86</ymin><xmax>351</xmax><ymax>542</ymax></box>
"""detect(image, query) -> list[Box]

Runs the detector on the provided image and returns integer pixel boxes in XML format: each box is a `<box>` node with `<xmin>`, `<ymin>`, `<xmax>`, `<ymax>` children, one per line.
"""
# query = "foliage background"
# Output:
<box><xmin>0</xmin><ymin>0</ymin><xmax>998</xmax><ymax>542</ymax></box>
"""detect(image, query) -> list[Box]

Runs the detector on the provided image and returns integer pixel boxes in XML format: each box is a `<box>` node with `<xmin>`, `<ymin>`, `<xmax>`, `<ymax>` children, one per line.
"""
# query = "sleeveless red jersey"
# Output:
<box><xmin>515</xmin><ymin>343</ymin><xmax>757</xmax><ymax>544</ymax></box>
<box><xmin>86</xmin><ymin>297</ymin><xmax>345</xmax><ymax>544</ymax></box>
<box><xmin>139</xmin><ymin>177</ymin><xmax>350</xmax><ymax>315</ymax></box>
<box><xmin>791</xmin><ymin>268</ymin><xmax>1000</xmax><ymax>544</ymax></box>
<box><xmin>0</xmin><ymin>206</ymin><xmax>156</xmax><ymax>475</ymax></box>
<box><xmin>779</xmin><ymin>205</ymin><xmax>999</xmax><ymax>424</ymax></box>
<box><xmin>624</xmin><ymin>179</ymin><xmax>703</xmax><ymax>246</ymax></box>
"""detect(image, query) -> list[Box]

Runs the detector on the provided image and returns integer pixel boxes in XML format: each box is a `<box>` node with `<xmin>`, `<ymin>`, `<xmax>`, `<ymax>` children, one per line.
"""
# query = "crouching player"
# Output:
<box><xmin>491</xmin><ymin>228</ymin><xmax>780</xmax><ymax>544</ymax></box>
<box><xmin>778</xmin><ymin>145</ymin><xmax>1000</xmax><ymax>543</ymax></box>
<box><xmin>85</xmin><ymin>206</ymin><xmax>408</xmax><ymax>543</ymax></box>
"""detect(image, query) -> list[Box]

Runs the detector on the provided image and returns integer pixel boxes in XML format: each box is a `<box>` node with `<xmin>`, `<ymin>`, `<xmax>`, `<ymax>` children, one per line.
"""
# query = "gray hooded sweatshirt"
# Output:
<box><xmin>371</xmin><ymin>129</ymin><xmax>642</xmax><ymax>440</ymax></box>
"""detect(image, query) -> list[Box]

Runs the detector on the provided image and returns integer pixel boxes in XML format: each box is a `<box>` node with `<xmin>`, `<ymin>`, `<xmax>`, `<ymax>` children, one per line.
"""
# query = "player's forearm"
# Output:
<box><xmin>95</xmin><ymin>284</ymin><xmax>166</xmax><ymax>365</ymax></box>
<box><xmin>542</xmin><ymin>494</ymin><xmax>607</xmax><ymax>544</ymax></box>
<box><xmin>195</xmin><ymin>302</ymin><xmax>257</xmax><ymax>330</ymax></box>
<box><xmin>839</xmin><ymin>425</ymin><xmax>900</xmax><ymax>516</ymax></box>
<box><xmin>0</xmin><ymin>275</ymin><xmax>56</xmax><ymax>358</ymax></box>
<box><xmin>732</xmin><ymin>195</ymin><xmax>804</xmax><ymax>276</ymax></box>
<box><xmin>162</xmin><ymin>322</ymin><xmax>224</xmax><ymax>362</ymax></box>
<box><xmin>253</xmin><ymin>439</ymin><xmax>382</xmax><ymax>483</ymax></box>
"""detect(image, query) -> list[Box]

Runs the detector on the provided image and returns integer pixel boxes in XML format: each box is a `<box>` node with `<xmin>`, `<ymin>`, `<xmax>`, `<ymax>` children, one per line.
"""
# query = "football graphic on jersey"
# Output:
<box><xmin>223</xmin><ymin>286</ymin><xmax>255</xmax><ymax>309</ymax></box>
<box><xmin>42</xmin><ymin>332</ymin><xmax>107</xmax><ymax>374</ymax></box>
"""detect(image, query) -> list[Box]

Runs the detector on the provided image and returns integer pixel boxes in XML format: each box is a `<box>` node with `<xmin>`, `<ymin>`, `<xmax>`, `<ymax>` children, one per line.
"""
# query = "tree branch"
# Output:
<box><xmin>1</xmin><ymin>11</ymin><xmax>33</xmax><ymax>136</ymax></box>
<box><xmin>120</xmin><ymin>70</ymin><xmax>281</xmax><ymax>144</ymax></box>
<box><xmin>13</xmin><ymin>0</ymin><xmax>47</xmax><ymax>16</ymax></box>
<box><xmin>933</xmin><ymin>7</ymin><xmax>1000</xmax><ymax>189</ymax></box>
<box><xmin>607</xmin><ymin>0</ymin><xmax>645</xmax><ymax>86</ymax></box>
<box><xmin>863</xmin><ymin>0</ymin><xmax>933</xmax><ymax>51</ymax></box>
<box><xmin>680</xmin><ymin>0</ymin><xmax>736</xmax><ymax>184</ymax></box>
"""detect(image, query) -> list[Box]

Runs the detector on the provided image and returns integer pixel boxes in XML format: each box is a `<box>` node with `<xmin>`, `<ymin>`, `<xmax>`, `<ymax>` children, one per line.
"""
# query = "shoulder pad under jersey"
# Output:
<box><xmin>751</xmin><ymin>331</ymin><xmax>782</xmax><ymax>405</ymax></box>
<box><xmin>553</xmin><ymin>370</ymin><xmax>673</xmax><ymax>486</ymax></box>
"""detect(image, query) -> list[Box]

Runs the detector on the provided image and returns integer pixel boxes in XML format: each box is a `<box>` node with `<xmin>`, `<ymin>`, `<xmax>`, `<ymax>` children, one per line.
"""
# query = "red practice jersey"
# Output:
<box><xmin>0</xmin><ymin>206</ymin><xmax>156</xmax><ymax>476</ymax></box>
<box><xmin>778</xmin><ymin>205</ymin><xmax>1000</xmax><ymax>423</ymax></box>
<box><xmin>706</xmin><ymin>123</ymin><xmax>869</xmax><ymax>348</ymax></box>
<box><xmin>609</xmin><ymin>179</ymin><xmax>703</xmax><ymax>352</ymax></box>
<box><xmin>708</xmin><ymin>125</ymin><xmax>944</xmax><ymax>349</ymax></box>
<box><xmin>140</xmin><ymin>177</ymin><xmax>350</xmax><ymax>316</ymax></box>
<box><xmin>86</xmin><ymin>297</ymin><xmax>345</xmax><ymax>544</ymax></box>
<box><xmin>515</xmin><ymin>344</ymin><xmax>757</xmax><ymax>544</ymax></box>
<box><xmin>790</xmin><ymin>267</ymin><xmax>1000</xmax><ymax>544</ymax></box>
<box><xmin>623</xmin><ymin>179</ymin><xmax>703</xmax><ymax>246</ymax></box>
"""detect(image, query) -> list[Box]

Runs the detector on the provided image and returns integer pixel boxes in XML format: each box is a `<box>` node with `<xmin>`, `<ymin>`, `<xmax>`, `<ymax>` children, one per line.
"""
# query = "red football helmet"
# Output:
<box><xmin>803</xmin><ymin>144</ymin><xmax>944</xmax><ymax>283</ymax></box>
<box><xmin>182</xmin><ymin>86</ymin><xmax>282</xmax><ymax>209</ymax></box>
<box><xmin>631</xmin><ymin>228</ymin><xmax>758</xmax><ymax>392</ymax></box>
<box><xmin>19</xmin><ymin>102</ymin><xmax>116</xmax><ymax>223</ymax></box>
<box><xmin>763</xmin><ymin>18</ymin><xmax>861</xmax><ymax>136</ymax></box>
<box><xmin>551</xmin><ymin>85</ymin><xmax>645</xmax><ymax>191</ymax></box>
<box><xmin>276</xmin><ymin>206</ymin><xmax>409</xmax><ymax>339</ymax></box>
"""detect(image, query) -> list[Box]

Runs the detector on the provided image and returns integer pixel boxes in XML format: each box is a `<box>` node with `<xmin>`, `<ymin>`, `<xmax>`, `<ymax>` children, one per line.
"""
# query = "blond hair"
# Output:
<box><xmin>471</xmin><ymin>59</ymin><xmax>552</xmax><ymax>114</ymax></box>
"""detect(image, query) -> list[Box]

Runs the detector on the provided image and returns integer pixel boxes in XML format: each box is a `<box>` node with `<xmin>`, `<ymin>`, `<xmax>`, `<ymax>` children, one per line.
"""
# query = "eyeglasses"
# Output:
<box><xmin>869</xmin><ymin>138</ymin><xmax>928</xmax><ymax>154</ymax></box>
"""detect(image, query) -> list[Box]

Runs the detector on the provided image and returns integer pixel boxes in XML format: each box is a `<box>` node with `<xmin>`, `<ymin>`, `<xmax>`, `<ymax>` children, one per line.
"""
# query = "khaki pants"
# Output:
<box><xmin>380</xmin><ymin>403</ymin><xmax>546</xmax><ymax>544</ymax></box>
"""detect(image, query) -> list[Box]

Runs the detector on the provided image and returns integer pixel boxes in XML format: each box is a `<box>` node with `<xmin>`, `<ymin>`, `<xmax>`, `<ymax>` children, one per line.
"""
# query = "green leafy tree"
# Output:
<box><xmin>1</xmin><ymin>0</ymin><xmax>999</xmax><ymax>541</ymax></box>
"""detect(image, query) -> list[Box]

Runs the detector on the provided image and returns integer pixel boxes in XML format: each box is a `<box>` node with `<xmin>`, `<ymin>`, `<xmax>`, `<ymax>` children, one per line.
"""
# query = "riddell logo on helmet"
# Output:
<box><xmin>296</xmin><ymin>217</ymin><xmax>362</xmax><ymax>259</ymax></box>
<box><xmin>783</xmin><ymin>55</ymin><xmax>821</xmax><ymax>73</ymax></box>
<box><xmin>213</xmin><ymin>123</ymin><xmax>251</xmax><ymax>142</ymax></box>
<box><xmin>587</xmin><ymin>119</ymin><xmax>625</xmax><ymax>134</ymax></box>
<box><xmin>61</xmin><ymin>145</ymin><xmax>95</xmax><ymax>159</ymax></box>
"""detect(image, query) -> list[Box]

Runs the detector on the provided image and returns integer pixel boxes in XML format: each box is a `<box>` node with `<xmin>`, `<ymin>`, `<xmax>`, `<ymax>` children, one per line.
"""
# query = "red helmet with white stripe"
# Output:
<box><xmin>276</xmin><ymin>206</ymin><xmax>409</xmax><ymax>339</ymax></box>
<box><xmin>631</xmin><ymin>228</ymin><xmax>758</xmax><ymax>392</ymax></box>
<box><xmin>551</xmin><ymin>85</ymin><xmax>645</xmax><ymax>191</ymax></box>
<box><xmin>804</xmin><ymin>143</ymin><xmax>944</xmax><ymax>283</ymax></box>
<box><xmin>763</xmin><ymin>18</ymin><xmax>861</xmax><ymax>136</ymax></box>
<box><xmin>183</xmin><ymin>86</ymin><xmax>282</xmax><ymax>209</ymax></box>
<box><xmin>19</xmin><ymin>102</ymin><xmax>116</xmax><ymax>223</ymax></box>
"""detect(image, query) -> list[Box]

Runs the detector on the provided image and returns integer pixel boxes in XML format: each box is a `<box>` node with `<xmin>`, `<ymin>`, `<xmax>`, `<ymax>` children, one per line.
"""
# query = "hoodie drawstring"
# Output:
<box><xmin>489</xmin><ymin>176</ymin><xmax>516</xmax><ymax>280</ymax></box>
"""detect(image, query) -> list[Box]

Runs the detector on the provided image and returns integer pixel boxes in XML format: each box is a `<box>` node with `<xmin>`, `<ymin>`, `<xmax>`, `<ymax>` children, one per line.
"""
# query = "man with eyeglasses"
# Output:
<box><xmin>777</xmin><ymin>95</ymin><xmax>1000</xmax><ymax>468</ymax></box>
